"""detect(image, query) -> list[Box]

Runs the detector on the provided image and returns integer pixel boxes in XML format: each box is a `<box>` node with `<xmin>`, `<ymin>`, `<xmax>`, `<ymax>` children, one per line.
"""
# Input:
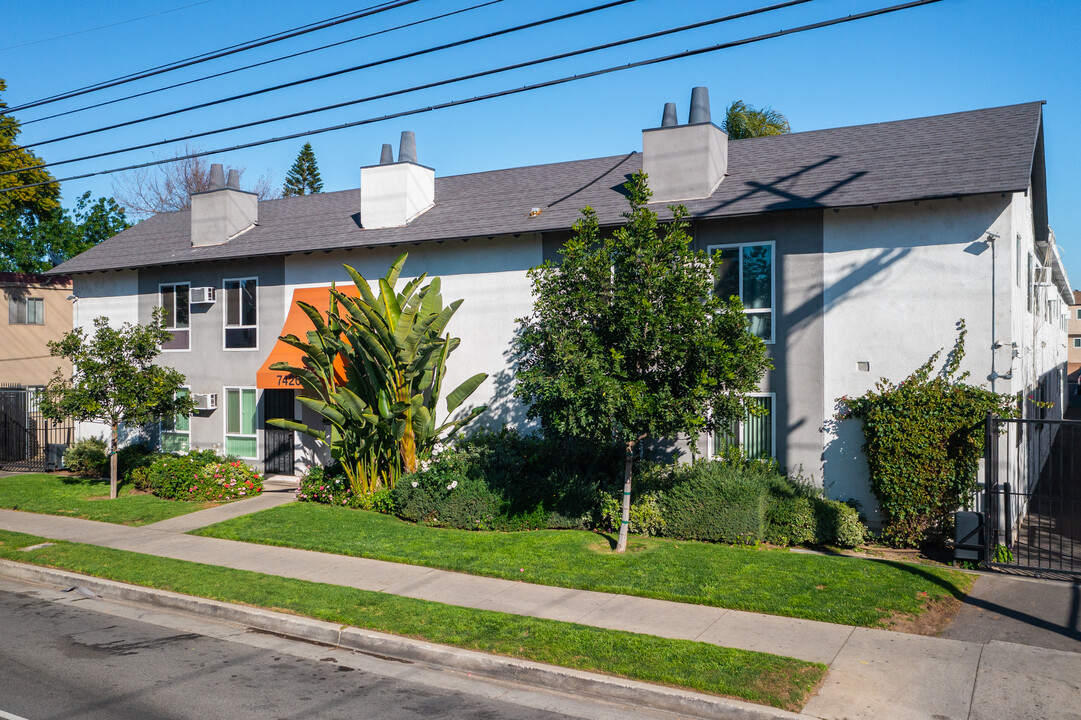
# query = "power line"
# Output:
<box><xmin>4</xmin><ymin>0</ymin><xmax>812</xmax><ymax>174</ymax></box>
<box><xmin>8</xmin><ymin>0</ymin><xmax>640</xmax><ymax>155</ymax></box>
<box><xmin>0</xmin><ymin>0</ymin><xmax>947</xmax><ymax>195</ymax></box>
<box><xmin>1</xmin><ymin>0</ymin><xmax>421</xmax><ymax>115</ymax></box>
<box><xmin>19</xmin><ymin>0</ymin><xmax>504</xmax><ymax>128</ymax></box>
<box><xmin>0</xmin><ymin>0</ymin><xmax>217</xmax><ymax>52</ymax></box>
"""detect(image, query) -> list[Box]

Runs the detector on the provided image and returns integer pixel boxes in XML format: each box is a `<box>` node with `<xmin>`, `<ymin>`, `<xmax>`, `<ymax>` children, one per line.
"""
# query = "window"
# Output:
<box><xmin>1073</xmin><ymin>338</ymin><xmax>1081</xmax><ymax>349</ymax></box>
<box><xmin>713</xmin><ymin>395</ymin><xmax>774</xmax><ymax>460</ymax></box>
<box><xmin>160</xmin><ymin>283</ymin><xmax>190</xmax><ymax>350</ymax></box>
<box><xmin>225</xmin><ymin>387</ymin><xmax>257</xmax><ymax>458</ymax></box>
<box><xmin>161</xmin><ymin>388</ymin><xmax>190</xmax><ymax>453</ymax></box>
<box><xmin>8</xmin><ymin>297</ymin><xmax>44</xmax><ymax>325</ymax></box>
<box><xmin>1075</xmin><ymin>309</ymin><xmax>1081</xmax><ymax>320</ymax></box>
<box><xmin>224</xmin><ymin>278</ymin><xmax>257</xmax><ymax>349</ymax></box>
<box><xmin>709</xmin><ymin>242</ymin><xmax>774</xmax><ymax>342</ymax></box>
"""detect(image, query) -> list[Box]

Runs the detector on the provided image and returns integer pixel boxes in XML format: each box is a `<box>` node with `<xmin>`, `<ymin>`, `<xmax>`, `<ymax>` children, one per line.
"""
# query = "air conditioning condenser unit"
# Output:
<box><xmin>190</xmin><ymin>287</ymin><xmax>216</xmax><ymax>304</ymax></box>
<box><xmin>193</xmin><ymin>393</ymin><xmax>218</xmax><ymax>411</ymax></box>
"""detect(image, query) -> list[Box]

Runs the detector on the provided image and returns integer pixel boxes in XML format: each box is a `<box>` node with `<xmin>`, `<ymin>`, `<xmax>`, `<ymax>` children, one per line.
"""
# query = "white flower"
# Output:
<box><xmin>411</xmin><ymin>481</ymin><xmax>419</xmax><ymax>488</ymax></box>
<box><xmin>446</xmin><ymin>480</ymin><xmax>458</xmax><ymax>490</ymax></box>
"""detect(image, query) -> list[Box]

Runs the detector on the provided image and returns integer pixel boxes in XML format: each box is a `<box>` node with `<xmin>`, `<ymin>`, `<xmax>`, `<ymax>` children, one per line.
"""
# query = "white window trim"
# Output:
<box><xmin>9</xmin><ymin>296</ymin><xmax>45</xmax><ymax>325</ymax></box>
<box><xmin>158</xmin><ymin>282</ymin><xmax>191</xmax><ymax>353</ymax></box>
<box><xmin>222</xmin><ymin>276</ymin><xmax>259</xmax><ymax>352</ymax></box>
<box><xmin>223</xmin><ymin>386</ymin><xmax>259</xmax><ymax>459</ymax></box>
<box><xmin>708</xmin><ymin>392</ymin><xmax>776</xmax><ymax>459</ymax></box>
<box><xmin>161</xmin><ymin>385</ymin><xmax>191</xmax><ymax>453</ymax></box>
<box><xmin>706</xmin><ymin>240</ymin><xmax>775</xmax><ymax>345</ymax></box>
<box><xmin>1073</xmin><ymin>338</ymin><xmax>1081</xmax><ymax>349</ymax></box>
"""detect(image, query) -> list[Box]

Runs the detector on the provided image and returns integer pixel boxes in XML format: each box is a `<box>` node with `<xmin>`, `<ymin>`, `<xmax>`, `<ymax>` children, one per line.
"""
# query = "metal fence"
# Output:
<box><xmin>984</xmin><ymin>414</ymin><xmax>1080</xmax><ymax>579</ymax></box>
<box><xmin>0</xmin><ymin>385</ymin><xmax>73</xmax><ymax>472</ymax></box>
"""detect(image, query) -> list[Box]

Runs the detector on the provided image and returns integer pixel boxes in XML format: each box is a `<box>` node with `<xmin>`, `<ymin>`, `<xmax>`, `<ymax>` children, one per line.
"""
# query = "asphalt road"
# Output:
<box><xmin>0</xmin><ymin>579</ymin><xmax>678</xmax><ymax>720</ymax></box>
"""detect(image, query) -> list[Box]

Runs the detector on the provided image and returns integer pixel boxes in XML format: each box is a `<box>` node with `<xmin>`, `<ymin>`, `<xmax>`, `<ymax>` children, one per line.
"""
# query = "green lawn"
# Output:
<box><xmin>0</xmin><ymin>529</ymin><xmax>824</xmax><ymax>711</ymax></box>
<box><xmin>196</xmin><ymin>502</ymin><xmax>973</xmax><ymax>627</ymax></box>
<box><xmin>0</xmin><ymin>473</ymin><xmax>217</xmax><ymax>526</ymax></box>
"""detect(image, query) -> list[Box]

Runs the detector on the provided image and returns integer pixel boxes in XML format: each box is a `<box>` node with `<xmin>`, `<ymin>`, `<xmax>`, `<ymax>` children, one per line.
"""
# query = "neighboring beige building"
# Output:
<box><xmin>0</xmin><ymin>273</ymin><xmax>72</xmax><ymax>387</ymax></box>
<box><xmin>1068</xmin><ymin>290</ymin><xmax>1081</xmax><ymax>404</ymax></box>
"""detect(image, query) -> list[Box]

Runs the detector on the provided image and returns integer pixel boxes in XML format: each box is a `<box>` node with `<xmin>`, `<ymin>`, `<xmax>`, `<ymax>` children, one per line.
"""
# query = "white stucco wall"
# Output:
<box><xmin>821</xmin><ymin>194</ymin><xmax>1014</xmax><ymax>518</ymax></box>
<box><xmin>282</xmin><ymin>234</ymin><xmax>542</xmax><ymax>471</ymax></box>
<box><xmin>69</xmin><ymin>270</ymin><xmax>140</xmax><ymax>443</ymax></box>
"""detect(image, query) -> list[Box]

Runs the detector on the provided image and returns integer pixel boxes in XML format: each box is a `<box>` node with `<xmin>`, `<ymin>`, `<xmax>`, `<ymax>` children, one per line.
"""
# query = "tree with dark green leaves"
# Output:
<box><xmin>0</xmin><ymin>78</ymin><xmax>61</xmax><ymax>240</ymax></box>
<box><xmin>39</xmin><ymin>308</ymin><xmax>194</xmax><ymax>499</ymax></box>
<box><xmin>722</xmin><ymin>100</ymin><xmax>791</xmax><ymax>140</ymax></box>
<box><xmin>514</xmin><ymin>171</ymin><xmax>772</xmax><ymax>552</ymax></box>
<box><xmin>282</xmin><ymin>142</ymin><xmax>324</xmax><ymax>196</ymax></box>
<box><xmin>0</xmin><ymin>191</ymin><xmax>130</xmax><ymax>273</ymax></box>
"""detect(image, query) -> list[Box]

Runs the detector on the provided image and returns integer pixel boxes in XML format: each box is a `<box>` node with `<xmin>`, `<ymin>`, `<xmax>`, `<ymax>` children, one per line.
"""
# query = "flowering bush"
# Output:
<box><xmin>296</xmin><ymin>463</ymin><xmax>395</xmax><ymax>513</ymax></box>
<box><xmin>145</xmin><ymin>451</ymin><xmax>263</xmax><ymax>502</ymax></box>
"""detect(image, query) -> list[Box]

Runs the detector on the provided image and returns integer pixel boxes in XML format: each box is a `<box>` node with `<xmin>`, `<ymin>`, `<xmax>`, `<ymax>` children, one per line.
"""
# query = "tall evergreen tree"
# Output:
<box><xmin>282</xmin><ymin>142</ymin><xmax>324</xmax><ymax>196</ymax></box>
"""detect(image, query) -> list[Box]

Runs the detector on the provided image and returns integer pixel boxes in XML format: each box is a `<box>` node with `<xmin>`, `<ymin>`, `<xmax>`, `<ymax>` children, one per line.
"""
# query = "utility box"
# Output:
<box><xmin>954</xmin><ymin>511</ymin><xmax>985</xmax><ymax>562</ymax></box>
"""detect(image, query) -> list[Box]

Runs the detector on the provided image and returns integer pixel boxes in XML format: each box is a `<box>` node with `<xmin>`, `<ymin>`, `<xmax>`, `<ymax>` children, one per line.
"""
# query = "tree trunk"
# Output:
<box><xmin>614</xmin><ymin>439</ymin><xmax>635</xmax><ymax>553</ymax></box>
<box><xmin>109</xmin><ymin>422</ymin><xmax>119</xmax><ymax>500</ymax></box>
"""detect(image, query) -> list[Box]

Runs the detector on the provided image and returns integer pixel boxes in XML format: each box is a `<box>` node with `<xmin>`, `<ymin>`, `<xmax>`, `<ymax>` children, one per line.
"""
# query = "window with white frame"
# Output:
<box><xmin>1073</xmin><ymin>338</ymin><xmax>1081</xmax><ymax>349</ymax></box>
<box><xmin>708</xmin><ymin>242</ymin><xmax>774</xmax><ymax>342</ymax></box>
<box><xmin>224</xmin><ymin>278</ymin><xmax>257</xmax><ymax>349</ymax></box>
<box><xmin>161</xmin><ymin>387</ymin><xmax>191</xmax><ymax>453</ymax></box>
<box><xmin>160</xmin><ymin>283</ymin><xmax>190</xmax><ymax>350</ymax></box>
<box><xmin>224</xmin><ymin>387</ymin><xmax>257</xmax><ymax>458</ymax></box>
<box><xmin>1076</xmin><ymin>309</ymin><xmax>1081</xmax><ymax>320</ymax></box>
<box><xmin>8</xmin><ymin>296</ymin><xmax>44</xmax><ymax>325</ymax></box>
<box><xmin>713</xmin><ymin>394</ymin><xmax>775</xmax><ymax>460</ymax></box>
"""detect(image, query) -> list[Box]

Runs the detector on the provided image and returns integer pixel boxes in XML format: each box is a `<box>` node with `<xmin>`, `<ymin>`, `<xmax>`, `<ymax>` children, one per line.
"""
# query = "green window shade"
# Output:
<box><xmin>175</xmin><ymin>389</ymin><xmax>190</xmax><ymax>432</ymax></box>
<box><xmin>226</xmin><ymin>436</ymin><xmax>257</xmax><ymax>458</ymax></box>
<box><xmin>161</xmin><ymin>433</ymin><xmax>189</xmax><ymax>453</ymax></box>
<box><xmin>743</xmin><ymin>396</ymin><xmax>773</xmax><ymax>459</ymax></box>
<box><xmin>226</xmin><ymin>388</ymin><xmax>257</xmax><ymax>457</ymax></box>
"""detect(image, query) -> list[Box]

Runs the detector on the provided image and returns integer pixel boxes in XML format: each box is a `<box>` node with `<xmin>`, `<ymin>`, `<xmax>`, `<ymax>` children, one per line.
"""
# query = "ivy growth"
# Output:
<box><xmin>838</xmin><ymin>320</ymin><xmax>1017</xmax><ymax>547</ymax></box>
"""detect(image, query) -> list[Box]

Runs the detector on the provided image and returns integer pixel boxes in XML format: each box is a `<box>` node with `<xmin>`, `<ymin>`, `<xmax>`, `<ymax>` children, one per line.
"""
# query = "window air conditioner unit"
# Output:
<box><xmin>190</xmin><ymin>287</ymin><xmax>216</xmax><ymax>304</ymax></box>
<box><xmin>193</xmin><ymin>393</ymin><xmax>217</xmax><ymax>411</ymax></box>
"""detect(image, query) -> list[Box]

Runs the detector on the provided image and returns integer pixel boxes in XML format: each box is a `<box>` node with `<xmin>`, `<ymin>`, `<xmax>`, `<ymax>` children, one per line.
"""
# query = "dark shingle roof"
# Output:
<box><xmin>52</xmin><ymin>102</ymin><xmax>1043</xmax><ymax>274</ymax></box>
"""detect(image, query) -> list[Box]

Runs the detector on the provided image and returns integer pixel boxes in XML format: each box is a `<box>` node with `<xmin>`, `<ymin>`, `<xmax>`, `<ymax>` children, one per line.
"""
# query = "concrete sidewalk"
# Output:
<box><xmin>1</xmin><ymin>507</ymin><xmax>1078</xmax><ymax>720</ymax></box>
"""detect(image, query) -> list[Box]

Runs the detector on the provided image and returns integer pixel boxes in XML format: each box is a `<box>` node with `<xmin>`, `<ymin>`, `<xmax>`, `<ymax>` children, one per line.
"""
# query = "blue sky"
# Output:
<box><xmin>3</xmin><ymin>0</ymin><xmax>1079</xmax><ymax>278</ymax></box>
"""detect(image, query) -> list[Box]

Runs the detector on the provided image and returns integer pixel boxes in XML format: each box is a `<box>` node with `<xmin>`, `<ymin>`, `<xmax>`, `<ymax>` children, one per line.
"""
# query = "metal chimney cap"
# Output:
<box><xmin>688</xmin><ymin>86</ymin><xmax>711</xmax><ymax>124</ymax></box>
<box><xmin>226</xmin><ymin>169</ymin><xmax>241</xmax><ymax>189</ymax></box>
<box><xmin>379</xmin><ymin>143</ymin><xmax>394</xmax><ymax>164</ymax></box>
<box><xmin>208</xmin><ymin>163</ymin><xmax>226</xmax><ymax>190</ymax></box>
<box><xmin>661</xmin><ymin>102</ymin><xmax>678</xmax><ymax>127</ymax></box>
<box><xmin>399</xmin><ymin>131</ymin><xmax>417</xmax><ymax>164</ymax></box>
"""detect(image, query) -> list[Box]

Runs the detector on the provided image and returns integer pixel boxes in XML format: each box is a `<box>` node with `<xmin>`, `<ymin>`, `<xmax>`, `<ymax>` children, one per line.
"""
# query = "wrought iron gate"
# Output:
<box><xmin>0</xmin><ymin>386</ymin><xmax>74</xmax><ymax>472</ymax></box>
<box><xmin>984</xmin><ymin>414</ymin><xmax>1081</xmax><ymax>578</ymax></box>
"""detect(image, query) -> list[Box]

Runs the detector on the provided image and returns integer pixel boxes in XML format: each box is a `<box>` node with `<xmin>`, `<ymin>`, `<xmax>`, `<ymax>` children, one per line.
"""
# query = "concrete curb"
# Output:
<box><xmin>0</xmin><ymin>558</ymin><xmax>814</xmax><ymax>720</ymax></box>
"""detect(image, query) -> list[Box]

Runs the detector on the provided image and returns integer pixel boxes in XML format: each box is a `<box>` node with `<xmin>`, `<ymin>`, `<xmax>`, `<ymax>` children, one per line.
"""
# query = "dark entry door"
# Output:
<box><xmin>263</xmin><ymin>389</ymin><xmax>295</xmax><ymax>475</ymax></box>
<box><xmin>0</xmin><ymin>389</ymin><xmax>28</xmax><ymax>463</ymax></box>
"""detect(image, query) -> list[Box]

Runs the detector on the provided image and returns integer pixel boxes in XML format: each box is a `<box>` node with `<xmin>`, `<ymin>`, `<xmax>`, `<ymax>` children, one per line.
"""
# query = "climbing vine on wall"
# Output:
<box><xmin>838</xmin><ymin>320</ymin><xmax>1018</xmax><ymax>547</ymax></box>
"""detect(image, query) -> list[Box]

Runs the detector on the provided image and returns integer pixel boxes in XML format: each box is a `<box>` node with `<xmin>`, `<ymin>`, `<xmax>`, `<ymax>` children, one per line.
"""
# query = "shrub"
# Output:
<box><xmin>118</xmin><ymin>444</ymin><xmax>154</xmax><ymax>484</ymax></box>
<box><xmin>811</xmin><ymin>497</ymin><xmax>866</xmax><ymax>548</ymax></box>
<box><xmin>840</xmin><ymin>321</ymin><xmax>1016</xmax><ymax>546</ymax></box>
<box><xmin>297</xmin><ymin>463</ymin><xmax>397</xmax><ymax>513</ymax></box>
<box><xmin>596</xmin><ymin>490</ymin><xmax>667</xmax><ymax>537</ymax></box>
<box><xmin>145</xmin><ymin>451</ymin><xmax>263</xmax><ymax>502</ymax></box>
<box><xmin>764</xmin><ymin>481</ymin><xmax>816</xmax><ymax>546</ymax></box>
<box><xmin>660</xmin><ymin>460</ymin><xmax>771</xmax><ymax>544</ymax></box>
<box><xmin>63</xmin><ymin>437</ymin><xmax>107</xmax><ymax>477</ymax></box>
<box><xmin>393</xmin><ymin>428</ymin><xmax>622</xmax><ymax>531</ymax></box>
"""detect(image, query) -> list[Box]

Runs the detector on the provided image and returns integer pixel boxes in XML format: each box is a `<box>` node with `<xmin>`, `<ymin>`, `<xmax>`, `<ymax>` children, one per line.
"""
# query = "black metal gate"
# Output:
<box><xmin>984</xmin><ymin>414</ymin><xmax>1081</xmax><ymax>579</ymax></box>
<box><xmin>263</xmin><ymin>389</ymin><xmax>295</xmax><ymax>476</ymax></box>
<box><xmin>0</xmin><ymin>386</ymin><xmax>74</xmax><ymax>472</ymax></box>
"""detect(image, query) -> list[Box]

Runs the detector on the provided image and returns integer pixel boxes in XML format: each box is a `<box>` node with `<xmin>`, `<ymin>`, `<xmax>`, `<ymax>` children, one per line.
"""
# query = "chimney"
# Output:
<box><xmin>190</xmin><ymin>163</ymin><xmax>258</xmax><ymax>247</ymax></box>
<box><xmin>641</xmin><ymin>87</ymin><xmax>728</xmax><ymax>204</ymax></box>
<box><xmin>360</xmin><ymin>130</ymin><xmax>435</xmax><ymax>229</ymax></box>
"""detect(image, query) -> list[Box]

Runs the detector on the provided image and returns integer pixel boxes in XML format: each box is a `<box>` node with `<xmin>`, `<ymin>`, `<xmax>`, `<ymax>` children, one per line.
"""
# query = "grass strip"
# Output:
<box><xmin>196</xmin><ymin>503</ymin><xmax>974</xmax><ymax>627</ymax></box>
<box><xmin>0</xmin><ymin>529</ymin><xmax>823</xmax><ymax>711</ymax></box>
<box><xmin>0</xmin><ymin>474</ymin><xmax>218</xmax><ymax>526</ymax></box>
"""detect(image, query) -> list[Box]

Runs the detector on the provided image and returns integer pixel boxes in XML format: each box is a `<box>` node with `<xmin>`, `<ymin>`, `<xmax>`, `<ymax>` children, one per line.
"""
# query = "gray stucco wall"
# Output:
<box><xmin>694</xmin><ymin>210</ymin><xmax>826</xmax><ymax>480</ymax></box>
<box><xmin>138</xmin><ymin>257</ymin><xmax>286</xmax><ymax>468</ymax></box>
